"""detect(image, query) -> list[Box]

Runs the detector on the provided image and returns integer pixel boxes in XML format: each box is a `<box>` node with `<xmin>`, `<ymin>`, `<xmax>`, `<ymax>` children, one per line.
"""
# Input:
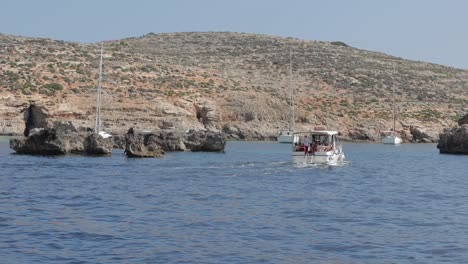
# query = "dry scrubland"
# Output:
<box><xmin>1</xmin><ymin>32</ymin><xmax>467</xmax><ymax>141</ymax></box>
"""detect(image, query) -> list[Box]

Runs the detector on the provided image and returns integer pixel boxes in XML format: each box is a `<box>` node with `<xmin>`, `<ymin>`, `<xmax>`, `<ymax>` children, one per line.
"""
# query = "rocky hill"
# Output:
<box><xmin>1</xmin><ymin>32</ymin><xmax>467</xmax><ymax>141</ymax></box>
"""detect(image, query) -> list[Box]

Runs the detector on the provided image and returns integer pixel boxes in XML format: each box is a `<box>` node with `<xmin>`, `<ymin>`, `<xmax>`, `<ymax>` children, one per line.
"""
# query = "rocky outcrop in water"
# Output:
<box><xmin>10</xmin><ymin>122</ymin><xmax>113</xmax><ymax>155</ymax></box>
<box><xmin>437</xmin><ymin>114</ymin><xmax>468</xmax><ymax>154</ymax></box>
<box><xmin>124</xmin><ymin>128</ymin><xmax>166</xmax><ymax>158</ymax></box>
<box><xmin>144</xmin><ymin>130</ymin><xmax>187</xmax><ymax>152</ymax></box>
<box><xmin>437</xmin><ymin>125</ymin><xmax>468</xmax><ymax>154</ymax></box>
<box><xmin>83</xmin><ymin>133</ymin><xmax>114</xmax><ymax>155</ymax></box>
<box><xmin>10</xmin><ymin>127</ymin><xmax>68</xmax><ymax>155</ymax></box>
<box><xmin>9</xmin><ymin>103</ymin><xmax>113</xmax><ymax>155</ymax></box>
<box><xmin>185</xmin><ymin>130</ymin><xmax>226</xmax><ymax>152</ymax></box>
<box><xmin>124</xmin><ymin>127</ymin><xmax>226</xmax><ymax>158</ymax></box>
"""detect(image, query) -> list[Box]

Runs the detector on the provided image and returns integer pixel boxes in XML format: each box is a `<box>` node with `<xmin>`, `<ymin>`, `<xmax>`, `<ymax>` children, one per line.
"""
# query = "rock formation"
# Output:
<box><xmin>347</xmin><ymin>129</ymin><xmax>373</xmax><ymax>141</ymax></box>
<box><xmin>437</xmin><ymin>125</ymin><xmax>468</xmax><ymax>154</ymax></box>
<box><xmin>124</xmin><ymin>127</ymin><xmax>226</xmax><ymax>158</ymax></box>
<box><xmin>194</xmin><ymin>100</ymin><xmax>219</xmax><ymax>130</ymax></box>
<box><xmin>124</xmin><ymin>128</ymin><xmax>165</xmax><ymax>158</ymax></box>
<box><xmin>9</xmin><ymin>103</ymin><xmax>113</xmax><ymax>155</ymax></box>
<box><xmin>185</xmin><ymin>130</ymin><xmax>226</xmax><ymax>152</ymax></box>
<box><xmin>144</xmin><ymin>130</ymin><xmax>187</xmax><ymax>152</ymax></box>
<box><xmin>10</xmin><ymin>122</ymin><xmax>113</xmax><ymax>155</ymax></box>
<box><xmin>458</xmin><ymin>113</ymin><xmax>468</xmax><ymax>126</ymax></box>
<box><xmin>437</xmin><ymin>114</ymin><xmax>468</xmax><ymax>154</ymax></box>
<box><xmin>112</xmin><ymin>134</ymin><xmax>126</xmax><ymax>149</ymax></box>
<box><xmin>409</xmin><ymin>126</ymin><xmax>438</xmax><ymax>143</ymax></box>
<box><xmin>83</xmin><ymin>133</ymin><xmax>114</xmax><ymax>155</ymax></box>
<box><xmin>22</xmin><ymin>102</ymin><xmax>50</xmax><ymax>136</ymax></box>
<box><xmin>10</xmin><ymin>127</ymin><xmax>68</xmax><ymax>155</ymax></box>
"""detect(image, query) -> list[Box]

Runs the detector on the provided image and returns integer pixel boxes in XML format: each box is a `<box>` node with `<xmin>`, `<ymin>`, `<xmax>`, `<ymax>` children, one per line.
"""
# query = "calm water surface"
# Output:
<box><xmin>1</xmin><ymin>137</ymin><xmax>468</xmax><ymax>263</ymax></box>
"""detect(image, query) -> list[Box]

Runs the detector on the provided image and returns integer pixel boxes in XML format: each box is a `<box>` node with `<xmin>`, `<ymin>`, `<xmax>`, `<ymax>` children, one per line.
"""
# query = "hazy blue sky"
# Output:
<box><xmin>2</xmin><ymin>0</ymin><xmax>468</xmax><ymax>69</ymax></box>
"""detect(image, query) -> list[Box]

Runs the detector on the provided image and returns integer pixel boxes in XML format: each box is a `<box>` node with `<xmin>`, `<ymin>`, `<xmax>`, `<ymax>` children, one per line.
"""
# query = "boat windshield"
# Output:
<box><xmin>295</xmin><ymin>133</ymin><xmax>337</xmax><ymax>144</ymax></box>
<box><xmin>311</xmin><ymin>134</ymin><xmax>332</xmax><ymax>145</ymax></box>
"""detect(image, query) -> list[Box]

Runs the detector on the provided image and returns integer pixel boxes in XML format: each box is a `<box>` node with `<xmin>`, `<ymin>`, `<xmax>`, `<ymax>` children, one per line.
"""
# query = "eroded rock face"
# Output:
<box><xmin>10</xmin><ymin>128</ymin><xmax>113</xmax><ymax>155</ymax></box>
<box><xmin>124</xmin><ymin>127</ymin><xmax>226</xmax><ymax>157</ymax></box>
<box><xmin>222</xmin><ymin>124</ymin><xmax>242</xmax><ymax>140</ymax></box>
<box><xmin>23</xmin><ymin>102</ymin><xmax>50</xmax><ymax>137</ymax></box>
<box><xmin>112</xmin><ymin>134</ymin><xmax>126</xmax><ymax>149</ymax></box>
<box><xmin>10</xmin><ymin>128</ymin><xmax>67</xmax><ymax>155</ymax></box>
<box><xmin>347</xmin><ymin>129</ymin><xmax>372</xmax><ymax>141</ymax></box>
<box><xmin>410</xmin><ymin>126</ymin><xmax>438</xmax><ymax>143</ymax></box>
<box><xmin>146</xmin><ymin>130</ymin><xmax>187</xmax><ymax>152</ymax></box>
<box><xmin>185</xmin><ymin>130</ymin><xmax>226</xmax><ymax>152</ymax></box>
<box><xmin>458</xmin><ymin>114</ymin><xmax>468</xmax><ymax>126</ymax></box>
<box><xmin>83</xmin><ymin>133</ymin><xmax>114</xmax><ymax>155</ymax></box>
<box><xmin>124</xmin><ymin>128</ymin><xmax>165</xmax><ymax>158</ymax></box>
<box><xmin>10</xmin><ymin>119</ymin><xmax>112</xmax><ymax>155</ymax></box>
<box><xmin>437</xmin><ymin>124</ymin><xmax>468</xmax><ymax>154</ymax></box>
<box><xmin>195</xmin><ymin>100</ymin><xmax>219</xmax><ymax>130</ymax></box>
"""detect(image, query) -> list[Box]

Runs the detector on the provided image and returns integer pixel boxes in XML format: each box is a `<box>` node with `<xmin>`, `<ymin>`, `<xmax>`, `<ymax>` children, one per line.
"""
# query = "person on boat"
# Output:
<box><xmin>294</xmin><ymin>141</ymin><xmax>302</xmax><ymax>151</ymax></box>
<box><xmin>313</xmin><ymin>140</ymin><xmax>320</xmax><ymax>152</ymax></box>
<box><xmin>303</xmin><ymin>136</ymin><xmax>311</xmax><ymax>154</ymax></box>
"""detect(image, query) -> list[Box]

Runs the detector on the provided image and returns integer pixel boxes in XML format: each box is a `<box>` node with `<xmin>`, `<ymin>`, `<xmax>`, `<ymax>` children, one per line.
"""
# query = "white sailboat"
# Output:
<box><xmin>382</xmin><ymin>65</ymin><xmax>402</xmax><ymax>144</ymax></box>
<box><xmin>277</xmin><ymin>49</ymin><xmax>299</xmax><ymax>144</ymax></box>
<box><xmin>95</xmin><ymin>44</ymin><xmax>112</xmax><ymax>139</ymax></box>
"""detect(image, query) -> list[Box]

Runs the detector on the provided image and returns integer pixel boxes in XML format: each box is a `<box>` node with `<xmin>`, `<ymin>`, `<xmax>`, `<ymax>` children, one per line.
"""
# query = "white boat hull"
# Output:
<box><xmin>277</xmin><ymin>134</ymin><xmax>299</xmax><ymax>144</ymax></box>
<box><xmin>382</xmin><ymin>135</ymin><xmax>402</xmax><ymax>144</ymax></box>
<box><xmin>292</xmin><ymin>151</ymin><xmax>345</xmax><ymax>165</ymax></box>
<box><xmin>98</xmin><ymin>131</ymin><xmax>112</xmax><ymax>139</ymax></box>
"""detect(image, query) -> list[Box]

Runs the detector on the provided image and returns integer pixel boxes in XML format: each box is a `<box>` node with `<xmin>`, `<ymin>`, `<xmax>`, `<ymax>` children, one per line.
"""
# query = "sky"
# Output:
<box><xmin>2</xmin><ymin>0</ymin><xmax>468</xmax><ymax>69</ymax></box>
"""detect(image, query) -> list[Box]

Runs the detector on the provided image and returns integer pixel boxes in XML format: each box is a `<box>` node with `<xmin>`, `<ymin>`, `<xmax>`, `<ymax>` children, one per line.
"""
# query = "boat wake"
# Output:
<box><xmin>292</xmin><ymin>160</ymin><xmax>351</xmax><ymax>169</ymax></box>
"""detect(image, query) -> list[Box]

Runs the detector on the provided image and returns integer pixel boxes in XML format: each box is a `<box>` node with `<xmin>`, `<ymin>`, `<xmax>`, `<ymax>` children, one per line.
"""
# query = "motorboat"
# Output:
<box><xmin>292</xmin><ymin>128</ymin><xmax>345</xmax><ymax>165</ymax></box>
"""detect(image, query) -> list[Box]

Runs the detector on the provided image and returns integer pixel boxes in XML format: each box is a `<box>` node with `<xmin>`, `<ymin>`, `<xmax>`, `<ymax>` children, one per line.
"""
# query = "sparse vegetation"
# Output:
<box><xmin>330</xmin><ymin>41</ymin><xmax>349</xmax><ymax>47</ymax></box>
<box><xmin>0</xmin><ymin>32</ymin><xmax>466</xmax><ymax>140</ymax></box>
<box><xmin>40</xmin><ymin>83</ymin><xmax>63</xmax><ymax>95</ymax></box>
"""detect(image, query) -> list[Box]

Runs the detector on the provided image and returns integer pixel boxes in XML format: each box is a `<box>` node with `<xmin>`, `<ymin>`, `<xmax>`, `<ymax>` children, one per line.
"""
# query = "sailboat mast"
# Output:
<box><xmin>392</xmin><ymin>64</ymin><xmax>396</xmax><ymax>132</ymax></box>
<box><xmin>289</xmin><ymin>49</ymin><xmax>294</xmax><ymax>133</ymax></box>
<box><xmin>95</xmin><ymin>44</ymin><xmax>104</xmax><ymax>133</ymax></box>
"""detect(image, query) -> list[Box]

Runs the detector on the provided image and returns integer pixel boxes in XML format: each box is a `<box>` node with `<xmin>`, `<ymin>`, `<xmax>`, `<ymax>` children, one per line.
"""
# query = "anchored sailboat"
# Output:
<box><xmin>382</xmin><ymin>65</ymin><xmax>402</xmax><ymax>144</ymax></box>
<box><xmin>277</xmin><ymin>49</ymin><xmax>299</xmax><ymax>144</ymax></box>
<box><xmin>95</xmin><ymin>44</ymin><xmax>111</xmax><ymax>139</ymax></box>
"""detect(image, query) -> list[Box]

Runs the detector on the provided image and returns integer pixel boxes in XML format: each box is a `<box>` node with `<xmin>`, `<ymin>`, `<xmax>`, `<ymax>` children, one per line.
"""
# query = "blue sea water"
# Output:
<box><xmin>1</xmin><ymin>137</ymin><xmax>467</xmax><ymax>263</ymax></box>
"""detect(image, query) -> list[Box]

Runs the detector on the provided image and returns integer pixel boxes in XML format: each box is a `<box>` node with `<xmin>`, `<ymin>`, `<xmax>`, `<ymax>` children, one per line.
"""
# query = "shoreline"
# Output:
<box><xmin>1</xmin><ymin>134</ymin><xmax>435</xmax><ymax>144</ymax></box>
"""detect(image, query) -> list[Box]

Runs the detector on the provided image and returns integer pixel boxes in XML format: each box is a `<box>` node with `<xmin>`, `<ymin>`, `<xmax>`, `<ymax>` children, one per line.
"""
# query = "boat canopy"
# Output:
<box><xmin>294</xmin><ymin>130</ymin><xmax>339</xmax><ymax>136</ymax></box>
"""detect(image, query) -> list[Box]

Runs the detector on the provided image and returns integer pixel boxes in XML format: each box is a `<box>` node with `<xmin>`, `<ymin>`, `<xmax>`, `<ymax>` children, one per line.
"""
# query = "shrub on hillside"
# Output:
<box><xmin>42</xmin><ymin>83</ymin><xmax>63</xmax><ymax>91</ymax></box>
<box><xmin>330</xmin><ymin>41</ymin><xmax>349</xmax><ymax>47</ymax></box>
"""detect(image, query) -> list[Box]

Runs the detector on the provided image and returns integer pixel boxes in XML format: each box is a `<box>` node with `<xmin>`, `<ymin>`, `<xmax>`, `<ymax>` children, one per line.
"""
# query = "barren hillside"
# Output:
<box><xmin>1</xmin><ymin>32</ymin><xmax>467</xmax><ymax>141</ymax></box>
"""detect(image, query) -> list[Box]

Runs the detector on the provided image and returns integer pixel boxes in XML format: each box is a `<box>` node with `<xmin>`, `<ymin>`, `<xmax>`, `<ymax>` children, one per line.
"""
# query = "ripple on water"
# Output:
<box><xmin>1</xmin><ymin>141</ymin><xmax>468</xmax><ymax>263</ymax></box>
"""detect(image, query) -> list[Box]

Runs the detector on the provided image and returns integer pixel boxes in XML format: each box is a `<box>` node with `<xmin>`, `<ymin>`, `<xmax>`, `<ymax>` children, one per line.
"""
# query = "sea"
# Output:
<box><xmin>1</xmin><ymin>136</ymin><xmax>467</xmax><ymax>263</ymax></box>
